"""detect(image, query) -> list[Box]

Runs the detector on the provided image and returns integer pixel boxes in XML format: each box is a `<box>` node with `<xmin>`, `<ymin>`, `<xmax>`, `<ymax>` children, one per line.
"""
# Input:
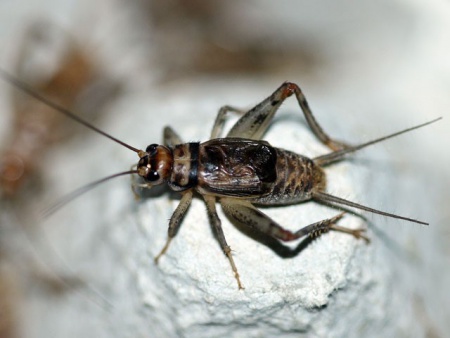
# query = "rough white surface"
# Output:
<box><xmin>0</xmin><ymin>1</ymin><xmax>449</xmax><ymax>338</ymax></box>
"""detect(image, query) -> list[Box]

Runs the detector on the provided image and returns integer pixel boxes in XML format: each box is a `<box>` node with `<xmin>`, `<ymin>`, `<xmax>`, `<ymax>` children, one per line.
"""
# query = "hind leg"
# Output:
<box><xmin>225</xmin><ymin>82</ymin><xmax>350</xmax><ymax>151</ymax></box>
<box><xmin>221</xmin><ymin>198</ymin><xmax>369</xmax><ymax>243</ymax></box>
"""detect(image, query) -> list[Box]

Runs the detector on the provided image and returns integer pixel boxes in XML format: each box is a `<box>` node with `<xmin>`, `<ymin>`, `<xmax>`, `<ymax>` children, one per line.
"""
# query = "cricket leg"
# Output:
<box><xmin>203</xmin><ymin>195</ymin><xmax>244</xmax><ymax>289</ymax></box>
<box><xmin>221</xmin><ymin>198</ymin><xmax>369</xmax><ymax>243</ymax></box>
<box><xmin>163</xmin><ymin>126</ymin><xmax>183</xmax><ymax>147</ymax></box>
<box><xmin>210</xmin><ymin>105</ymin><xmax>246</xmax><ymax>139</ymax></box>
<box><xmin>227</xmin><ymin>82</ymin><xmax>349</xmax><ymax>151</ymax></box>
<box><xmin>154</xmin><ymin>189</ymin><xmax>193</xmax><ymax>264</ymax></box>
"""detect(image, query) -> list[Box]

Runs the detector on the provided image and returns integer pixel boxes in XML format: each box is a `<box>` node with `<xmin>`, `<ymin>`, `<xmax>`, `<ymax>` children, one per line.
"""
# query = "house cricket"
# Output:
<box><xmin>0</xmin><ymin>72</ymin><xmax>440</xmax><ymax>289</ymax></box>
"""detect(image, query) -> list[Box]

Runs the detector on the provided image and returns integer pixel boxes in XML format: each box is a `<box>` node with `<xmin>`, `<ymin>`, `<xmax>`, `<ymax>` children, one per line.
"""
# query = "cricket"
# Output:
<box><xmin>0</xmin><ymin>71</ymin><xmax>440</xmax><ymax>289</ymax></box>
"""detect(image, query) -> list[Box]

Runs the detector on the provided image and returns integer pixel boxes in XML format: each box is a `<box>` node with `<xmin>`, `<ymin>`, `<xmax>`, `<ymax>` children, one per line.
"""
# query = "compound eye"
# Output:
<box><xmin>146</xmin><ymin>144</ymin><xmax>158</xmax><ymax>154</ymax></box>
<box><xmin>147</xmin><ymin>171</ymin><xmax>160</xmax><ymax>182</ymax></box>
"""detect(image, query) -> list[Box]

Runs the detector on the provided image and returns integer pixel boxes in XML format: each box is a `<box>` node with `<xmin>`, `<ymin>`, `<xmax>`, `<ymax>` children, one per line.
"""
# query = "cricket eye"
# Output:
<box><xmin>137</xmin><ymin>159</ymin><xmax>163</xmax><ymax>185</ymax></box>
<box><xmin>146</xmin><ymin>144</ymin><xmax>158</xmax><ymax>155</ymax></box>
<box><xmin>147</xmin><ymin>171</ymin><xmax>160</xmax><ymax>182</ymax></box>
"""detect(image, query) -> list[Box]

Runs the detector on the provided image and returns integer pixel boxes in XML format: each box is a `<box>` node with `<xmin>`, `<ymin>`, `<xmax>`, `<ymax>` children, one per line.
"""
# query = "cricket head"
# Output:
<box><xmin>137</xmin><ymin>144</ymin><xmax>173</xmax><ymax>185</ymax></box>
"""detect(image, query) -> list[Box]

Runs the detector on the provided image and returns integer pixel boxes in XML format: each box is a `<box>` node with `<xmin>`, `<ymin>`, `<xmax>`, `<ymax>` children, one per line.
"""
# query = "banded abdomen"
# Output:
<box><xmin>251</xmin><ymin>148</ymin><xmax>326</xmax><ymax>205</ymax></box>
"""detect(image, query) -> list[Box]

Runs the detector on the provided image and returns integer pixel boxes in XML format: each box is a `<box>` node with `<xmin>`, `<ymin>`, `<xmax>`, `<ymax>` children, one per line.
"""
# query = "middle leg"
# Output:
<box><xmin>210</xmin><ymin>105</ymin><xmax>247</xmax><ymax>139</ymax></box>
<box><xmin>203</xmin><ymin>195</ymin><xmax>244</xmax><ymax>289</ymax></box>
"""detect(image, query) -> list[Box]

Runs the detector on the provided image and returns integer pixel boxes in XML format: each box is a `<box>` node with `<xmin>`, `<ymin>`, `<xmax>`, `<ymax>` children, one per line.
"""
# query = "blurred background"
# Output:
<box><xmin>0</xmin><ymin>0</ymin><xmax>449</xmax><ymax>337</ymax></box>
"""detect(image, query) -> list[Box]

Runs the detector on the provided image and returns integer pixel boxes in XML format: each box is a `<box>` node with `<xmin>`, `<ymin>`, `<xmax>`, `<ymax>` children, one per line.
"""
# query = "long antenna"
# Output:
<box><xmin>313</xmin><ymin>117</ymin><xmax>442</xmax><ymax>166</ymax></box>
<box><xmin>43</xmin><ymin>170</ymin><xmax>139</xmax><ymax>217</ymax></box>
<box><xmin>0</xmin><ymin>68</ymin><xmax>142</xmax><ymax>154</ymax></box>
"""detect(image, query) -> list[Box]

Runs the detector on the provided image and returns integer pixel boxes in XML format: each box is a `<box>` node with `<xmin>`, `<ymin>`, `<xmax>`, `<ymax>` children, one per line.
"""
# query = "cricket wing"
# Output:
<box><xmin>197</xmin><ymin>138</ymin><xmax>277</xmax><ymax>197</ymax></box>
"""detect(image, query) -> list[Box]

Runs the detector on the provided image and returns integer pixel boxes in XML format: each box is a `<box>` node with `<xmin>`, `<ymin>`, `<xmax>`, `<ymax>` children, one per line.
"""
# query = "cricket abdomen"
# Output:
<box><xmin>251</xmin><ymin>148</ymin><xmax>326</xmax><ymax>205</ymax></box>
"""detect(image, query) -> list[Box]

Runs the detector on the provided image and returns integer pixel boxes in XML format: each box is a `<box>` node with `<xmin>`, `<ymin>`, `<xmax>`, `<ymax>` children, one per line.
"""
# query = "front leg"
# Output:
<box><xmin>163</xmin><ymin>126</ymin><xmax>183</xmax><ymax>147</ymax></box>
<box><xmin>154</xmin><ymin>189</ymin><xmax>193</xmax><ymax>264</ymax></box>
<box><xmin>227</xmin><ymin>82</ymin><xmax>349</xmax><ymax>151</ymax></box>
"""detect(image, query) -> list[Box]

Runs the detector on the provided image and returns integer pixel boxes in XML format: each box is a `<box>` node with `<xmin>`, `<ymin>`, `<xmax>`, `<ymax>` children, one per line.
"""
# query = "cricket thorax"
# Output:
<box><xmin>196</xmin><ymin>138</ymin><xmax>278</xmax><ymax>197</ymax></box>
<box><xmin>168</xmin><ymin>143</ymin><xmax>200</xmax><ymax>191</ymax></box>
<box><xmin>251</xmin><ymin>149</ymin><xmax>326</xmax><ymax>205</ymax></box>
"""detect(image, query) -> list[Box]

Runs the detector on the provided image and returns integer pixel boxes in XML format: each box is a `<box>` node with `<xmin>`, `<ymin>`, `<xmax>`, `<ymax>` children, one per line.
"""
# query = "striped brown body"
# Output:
<box><xmin>155</xmin><ymin>138</ymin><xmax>325</xmax><ymax>205</ymax></box>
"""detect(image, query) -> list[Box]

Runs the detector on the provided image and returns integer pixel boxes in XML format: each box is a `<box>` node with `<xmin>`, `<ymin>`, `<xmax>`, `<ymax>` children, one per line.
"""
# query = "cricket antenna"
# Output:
<box><xmin>313</xmin><ymin>117</ymin><xmax>442</xmax><ymax>166</ymax></box>
<box><xmin>43</xmin><ymin>169</ymin><xmax>139</xmax><ymax>217</ymax></box>
<box><xmin>0</xmin><ymin>68</ymin><xmax>143</xmax><ymax>155</ymax></box>
<box><xmin>313</xmin><ymin>191</ymin><xmax>428</xmax><ymax>225</ymax></box>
